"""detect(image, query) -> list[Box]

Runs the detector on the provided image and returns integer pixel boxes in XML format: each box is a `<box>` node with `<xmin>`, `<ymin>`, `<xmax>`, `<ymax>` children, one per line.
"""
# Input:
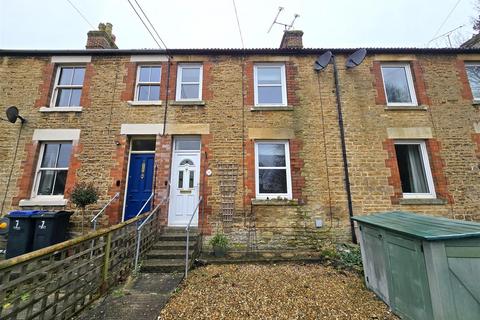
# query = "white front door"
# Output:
<box><xmin>168</xmin><ymin>137</ymin><xmax>201</xmax><ymax>226</ymax></box>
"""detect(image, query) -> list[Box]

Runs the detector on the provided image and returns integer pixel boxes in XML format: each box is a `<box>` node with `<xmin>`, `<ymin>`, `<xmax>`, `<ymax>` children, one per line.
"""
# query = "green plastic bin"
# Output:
<box><xmin>353</xmin><ymin>211</ymin><xmax>480</xmax><ymax>320</ymax></box>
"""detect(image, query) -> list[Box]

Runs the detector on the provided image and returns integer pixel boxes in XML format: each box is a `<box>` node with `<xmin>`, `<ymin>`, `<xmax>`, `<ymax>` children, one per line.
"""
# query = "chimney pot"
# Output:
<box><xmin>86</xmin><ymin>22</ymin><xmax>118</xmax><ymax>49</ymax></box>
<box><xmin>280</xmin><ymin>30</ymin><xmax>304</xmax><ymax>49</ymax></box>
<box><xmin>105</xmin><ymin>23</ymin><xmax>113</xmax><ymax>36</ymax></box>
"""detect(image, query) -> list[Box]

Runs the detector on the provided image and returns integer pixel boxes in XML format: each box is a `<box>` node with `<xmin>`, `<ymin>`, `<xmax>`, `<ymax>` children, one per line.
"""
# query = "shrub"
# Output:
<box><xmin>71</xmin><ymin>183</ymin><xmax>99</xmax><ymax>209</ymax></box>
<box><xmin>337</xmin><ymin>244</ymin><xmax>363</xmax><ymax>271</ymax></box>
<box><xmin>209</xmin><ymin>233</ymin><xmax>229</xmax><ymax>249</ymax></box>
<box><xmin>70</xmin><ymin>183</ymin><xmax>99</xmax><ymax>234</ymax></box>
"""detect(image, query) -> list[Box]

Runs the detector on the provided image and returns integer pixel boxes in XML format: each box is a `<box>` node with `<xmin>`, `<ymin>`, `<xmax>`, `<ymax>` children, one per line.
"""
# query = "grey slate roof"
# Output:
<box><xmin>1</xmin><ymin>47</ymin><xmax>480</xmax><ymax>56</ymax></box>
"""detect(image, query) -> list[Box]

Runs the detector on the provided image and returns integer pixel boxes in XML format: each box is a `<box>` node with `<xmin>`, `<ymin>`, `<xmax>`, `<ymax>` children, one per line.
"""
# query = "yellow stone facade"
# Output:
<box><xmin>1</xmin><ymin>49</ymin><xmax>479</xmax><ymax>251</ymax></box>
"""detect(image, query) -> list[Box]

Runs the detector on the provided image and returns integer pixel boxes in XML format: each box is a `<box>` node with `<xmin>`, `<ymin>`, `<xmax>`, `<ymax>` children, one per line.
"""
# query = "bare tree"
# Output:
<box><xmin>473</xmin><ymin>0</ymin><xmax>480</xmax><ymax>32</ymax></box>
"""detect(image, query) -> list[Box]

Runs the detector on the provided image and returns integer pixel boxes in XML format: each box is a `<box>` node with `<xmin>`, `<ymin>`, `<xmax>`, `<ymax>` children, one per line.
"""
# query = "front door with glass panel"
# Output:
<box><xmin>124</xmin><ymin>138</ymin><xmax>156</xmax><ymax>221</ymax></box>
<box><xmin>168</xmin><ymin>137</ymin><xmax>201</xmax><ymax>226</ymax></box>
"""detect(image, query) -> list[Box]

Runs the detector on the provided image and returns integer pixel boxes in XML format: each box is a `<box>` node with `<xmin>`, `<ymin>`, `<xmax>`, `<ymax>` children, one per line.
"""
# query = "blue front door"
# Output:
<box><xmin>124</xmin><ymin>153</ymin><xmax>155</xmax><ymax>220</ymax></box>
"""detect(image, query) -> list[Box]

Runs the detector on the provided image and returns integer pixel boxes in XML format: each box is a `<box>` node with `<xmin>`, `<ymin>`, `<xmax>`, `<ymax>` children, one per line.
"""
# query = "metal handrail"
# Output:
<box><xmin>185</xmin><ymin>196</ymin><xmax>203</xmax><ymax>279</ymax></box>
<box><xmin>134</xmin><ymin>203</ymin><xmax>161</xmax><ymax>271</ymax></box>
<box><xmin>134</xmin><ymin>183</ymin><xmax>171</xmax><ymax>271</ymax></box>
<box><xmin>134</xmin><ymin>192</ymin><xmax>154</xmax><ymax>218</ymax></box>
<box><xmin>91</xmin><ymin>192</ymin><xmax>120</xmax><ymax>231</ymax></box>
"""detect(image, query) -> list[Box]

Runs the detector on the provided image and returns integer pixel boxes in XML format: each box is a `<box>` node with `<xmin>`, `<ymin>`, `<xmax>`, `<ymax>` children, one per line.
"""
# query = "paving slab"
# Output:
<box><xmin>75</xmin><ymin>272</ymin><xmax>183</xmax><ymax>320</ymax></box>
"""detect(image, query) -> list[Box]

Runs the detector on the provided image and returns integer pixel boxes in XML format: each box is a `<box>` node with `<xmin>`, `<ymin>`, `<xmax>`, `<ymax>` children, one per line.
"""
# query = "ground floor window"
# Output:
<box><xmin>255</xmin><ymin>141</ymin><xmax>292</xmax><ymax>199</ymax></box>
<box><xmin>33</xmin><ymin>142</ymin><xmax>72</xmax><ymax>197</ymax></box>
<box><xmin>394</xmin><ymin>140</ymin><xmax>435</xmax><ymax>198</ymax></box>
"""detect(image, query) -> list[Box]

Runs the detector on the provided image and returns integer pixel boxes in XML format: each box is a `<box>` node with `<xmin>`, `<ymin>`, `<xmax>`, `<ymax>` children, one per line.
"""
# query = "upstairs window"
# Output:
<box><xmin>465</xmin><ymin>63</ymin><xmax>480</xmax><ymax>101</ymax></box>
<box><xmin>254</xmin><ymin>64</ymin><xmax>287</xmax><ymax>106</ymax></box>
<box><xmin>381</xmin><ymin>63</ymin><xmax>417</xmax><ymax>106</ymax></box>
<box><xmin>135</xmin><ymin>65</ymin><xmax>161</xmax><ymax>101</ymax></box>
<box><xmin>394</xmin><ymin>140</ymin><xmax>435</xmax><ymax>199</ymax></box>
<box><xmin>33</xmin><ymin>142</ymin><xmax>72</xmax><ymax>197</ymax></box>
<box><xmin>176</xmin><ymin>64</ymin><xmax>203</xmax><ymax>101</ymax></box>
<box><xmin>51</xmin><ymin>66</ymin><xmax>85</xmax><ymax>107</ymax></box>
<box><xmin>255</xmin><ymin>141</ymin><xmax>292</xmax><ymax>199</ymax></box>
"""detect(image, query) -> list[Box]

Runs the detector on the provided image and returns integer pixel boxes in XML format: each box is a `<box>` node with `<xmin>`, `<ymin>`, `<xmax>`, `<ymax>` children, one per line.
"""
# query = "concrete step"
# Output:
<box><xmin>146</xmin><ymin>249</ymin><xmax>192</xmax><ymax>260</ymax></box>
<box><xmin>141</xmin><ymin>259</ymin><xmax>185</xmax><ymax>273</ymax></box>
<box><xmin>158</xmin><ymin>233</ymin><xmax>198</xmax><ymax>241</ymax></box>
<box><xmin>163</xmin><ymin>227</ymin><xmax>198</xmax><ymax>234</ymax></box>
<box><xmin>152</xmin><ymin>241</ymin><xmax>196</xmax><ymax>251</ymax></box>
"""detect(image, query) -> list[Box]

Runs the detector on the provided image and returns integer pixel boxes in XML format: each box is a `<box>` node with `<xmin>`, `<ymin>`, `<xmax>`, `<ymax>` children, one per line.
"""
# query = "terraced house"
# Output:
<box><xmin>1</xmin><ymin>24</ymin><xmax>480</xmax><ymax>254</ymax></box>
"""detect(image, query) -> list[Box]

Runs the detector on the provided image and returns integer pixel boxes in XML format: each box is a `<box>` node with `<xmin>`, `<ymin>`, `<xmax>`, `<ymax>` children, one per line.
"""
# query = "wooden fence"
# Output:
<box><xmin>0</xmin><ymin>209</ymin><xmax>161</xmax><ymax>320</ymax></box>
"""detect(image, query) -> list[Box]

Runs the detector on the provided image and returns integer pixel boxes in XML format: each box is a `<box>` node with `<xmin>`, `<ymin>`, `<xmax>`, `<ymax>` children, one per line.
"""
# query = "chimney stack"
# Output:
<box><xmin>86</xmin><ymin>22</ymin><xmax>118</xmax><ymax>49</ymax></box>
<box><xmin>280</xmin><ymin>30</ymin><xmax>303</xmax><ymax>49</ymax></box>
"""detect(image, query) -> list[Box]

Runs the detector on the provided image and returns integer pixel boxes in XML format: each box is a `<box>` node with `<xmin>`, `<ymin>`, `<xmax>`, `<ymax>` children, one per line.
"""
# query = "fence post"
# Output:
<box><xmin>102</xmin><ymin>232</ymin><xmax>112</xmax><ymax>290</ymax></box>
<box><xmin>134</xmin><ymin>228</ymin><xmax>142</xmax><ymax>272</ymax></box>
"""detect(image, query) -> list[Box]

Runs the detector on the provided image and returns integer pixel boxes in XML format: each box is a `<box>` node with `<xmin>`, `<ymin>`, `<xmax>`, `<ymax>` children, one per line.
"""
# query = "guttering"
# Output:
<box><xmin>2</xmin><ymin>47</ymin><xmax>480</xmax><ymax>57</ymax></box>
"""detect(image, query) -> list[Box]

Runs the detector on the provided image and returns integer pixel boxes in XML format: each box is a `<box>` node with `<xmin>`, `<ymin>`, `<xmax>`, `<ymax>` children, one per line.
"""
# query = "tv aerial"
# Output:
<box><xmin>267</xmin><ymin>7</ymin><xmax>300</xmax><ymax>33</ymax></box>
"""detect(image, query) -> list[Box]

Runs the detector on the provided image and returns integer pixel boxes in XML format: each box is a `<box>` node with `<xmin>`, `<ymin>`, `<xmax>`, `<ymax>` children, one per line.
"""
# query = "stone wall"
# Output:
<box><xmin>1</xmin><ymin>51</ymin><xmax>479</xmax><ymax>253</ymax></box>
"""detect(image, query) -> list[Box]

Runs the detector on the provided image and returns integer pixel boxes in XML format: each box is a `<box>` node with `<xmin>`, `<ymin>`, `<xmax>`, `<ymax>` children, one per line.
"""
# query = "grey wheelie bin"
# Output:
<box><xmin>5</xmin><ymin>210</ymin><xmax>45</xmax><ymax>259</ymax></box>
<box><xmin>32</xmin><ymin>211</ymin><xmax>73</xmax><ymax>250</ymax></box>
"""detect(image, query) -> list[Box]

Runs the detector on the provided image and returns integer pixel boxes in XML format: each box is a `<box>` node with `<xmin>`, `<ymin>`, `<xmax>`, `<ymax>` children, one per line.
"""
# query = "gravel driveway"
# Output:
<box><xmin>159</xmin><ymin>263</ymin><xmax>398</xmax><ymax>320</ymax></box>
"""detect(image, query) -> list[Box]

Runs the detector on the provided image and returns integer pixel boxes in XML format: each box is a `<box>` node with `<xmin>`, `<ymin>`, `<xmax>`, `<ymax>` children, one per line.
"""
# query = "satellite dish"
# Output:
<box><xmin>346</xmin><ymin>48</ymin><xmax>367</xmax><ymax>68</ymax></box>
<box><xmin>5</xmin><ymin>106</ymin><xmax>25</xmax><ymax>124</ymax></box>
<box><xmin>314</xmin><ymin>51</ymin><xmax>333</xmax><ymax>71</ymax></box>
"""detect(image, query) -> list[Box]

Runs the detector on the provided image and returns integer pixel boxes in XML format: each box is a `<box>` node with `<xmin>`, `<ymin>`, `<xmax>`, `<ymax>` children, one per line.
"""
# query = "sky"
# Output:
<box><xmin>0</xmin><ymin>0</ymin><xmax>477</xmax><ymax>50</ymax></box>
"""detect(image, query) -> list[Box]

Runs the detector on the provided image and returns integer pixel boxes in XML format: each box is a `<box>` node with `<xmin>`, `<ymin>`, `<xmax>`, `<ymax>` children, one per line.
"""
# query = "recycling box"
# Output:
<box><xmin>32</xmin><ymin>211</ymin><xmax>73</xmax><ymax>251</ymax></box>
<box><xmin>5</xmin><ymin>210</ymin><xmax>45</xmax><ymax>259</ymax></box>
<box><xmin>353</xmin><ymin>211</ymin><xmax>480</xmax><ymax>320</ymax></box>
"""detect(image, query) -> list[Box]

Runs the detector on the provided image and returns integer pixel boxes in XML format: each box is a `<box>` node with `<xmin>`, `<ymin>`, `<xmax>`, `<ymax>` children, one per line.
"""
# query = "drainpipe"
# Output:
<box><xmin>332</xmin><ymin>56</ymin><xmax>357</xmax><ymax>244</ymax></box>
<box><xmin>162</xmin><ymin>54</ymin><xmax>172</xmax><ymax>136</ymax></box>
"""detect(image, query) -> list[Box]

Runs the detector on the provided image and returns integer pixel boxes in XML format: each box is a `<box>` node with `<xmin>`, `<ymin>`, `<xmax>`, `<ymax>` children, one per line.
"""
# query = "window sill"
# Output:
<box><xmin>250</xmin><ymin>106</ymin><xmax>294</xmax><ymax>111</ymax></box>
<box><xmin>127</xmin><ymin>100</ymin><xmax>163</xmax><ymax>107</ymax></box>
<box><xmin>472</xmin><ymin>100</ymin><xmax>480</xmax><ymax>107</ymax></box>
<box><xmin>169</xmin><ymin>100</ymin><xmax>205</xmax><ymax>106</ymax></box>
<box><xmin>252</xmin><ymin>199</ymin><xmax>298</xmax><ymax>206</ymax></box>
<box><xmin>399</xmin><ymin>198</ymin><xmax>447</xmax><ymax>205</ymax></box>
<box><xmin>39</xmin><ymin>106</ymin><xmax>83</xmax><ymax>112</ymax></box>
<box><xmin>19</xmin><ymin>198</ymin><xmax>68</xmax><ymax>207</ymax></box>
<box><xmin>384</xmin><ymin>106</ymin><xmax>427</xmax><ymax>111</ymax></box>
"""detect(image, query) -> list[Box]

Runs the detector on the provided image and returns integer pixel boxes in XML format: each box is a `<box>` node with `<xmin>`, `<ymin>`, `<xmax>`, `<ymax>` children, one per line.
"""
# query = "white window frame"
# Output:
<box><xmin>50</xmin><ymin>65</ymin><xmax>86</xmax><ymax>108</ymax></box>
<box><xmin>394</xmin><ymin>140</ymin><xmax>436</xmax><ymax>199</ymax></box>
<box><xmin>175</xmin><ymin>64</ymin><xmax>203</xmax><ymax>101</ymax></box>
<box><xmin>254</xmin><ymin>140</ymin><xmax>292</xmax><ymax>200</ymax></box>
<box><xmin>31</xmin><ymin>141</ymin><xmax>72</xmax><ymax>200</ymax></box>
<box><xmin>465</xmin><ymin>62</ymin><xmax>480</xmax><ymax>102</ymax></box>
<box><xmin>173</xmin><ymin>135</ymin><xmax>202</xmax><ymax>152</ymax></box>
<box><xmin>254</xmin><ymin>64</ymin><xmax>288</xmax><ymax>107</ymax></box>
<box><xmin>381</xmin><ymin>63</ymin><xmax>418</xmax><ymax>107</ymax></box>
<box><xmin>134</xmin><ymin>65</ymin><xmax>162</xmax><ymax>102</ymax></box>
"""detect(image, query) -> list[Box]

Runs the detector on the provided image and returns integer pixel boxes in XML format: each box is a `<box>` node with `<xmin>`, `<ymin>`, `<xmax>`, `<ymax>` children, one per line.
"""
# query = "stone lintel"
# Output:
<box><xmin>387</xmin><ymin>127</ymin><xmax>433</xmax><ymax>139</ymax></box>
<box><xmin>248</xmin><ymin>128</ymin><xmax>294</xmax><ymax>140</ymax></box>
